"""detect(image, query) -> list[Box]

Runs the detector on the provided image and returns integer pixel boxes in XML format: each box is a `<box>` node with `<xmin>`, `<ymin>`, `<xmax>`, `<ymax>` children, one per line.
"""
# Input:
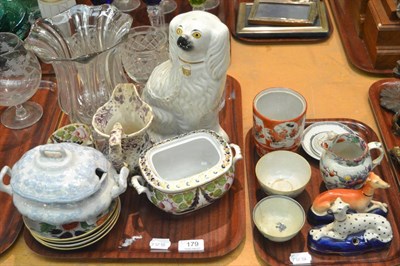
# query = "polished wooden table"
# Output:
<box><xmin>0</xmin><ymin>1</ymin><xmax>394</xmax><ymax>265</ymax></box>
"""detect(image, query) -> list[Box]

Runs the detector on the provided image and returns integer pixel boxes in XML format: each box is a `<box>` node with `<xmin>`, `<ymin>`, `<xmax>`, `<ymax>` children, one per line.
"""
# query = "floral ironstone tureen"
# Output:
<box><xmin>0</xmin><ymin>143</ymin><xmax>129</xmax><ymax>225</ymax></box>
<box><xmin>131</xmin><ymin>130</ymin><xmax>242</xmax><ymax>215</ymax></box>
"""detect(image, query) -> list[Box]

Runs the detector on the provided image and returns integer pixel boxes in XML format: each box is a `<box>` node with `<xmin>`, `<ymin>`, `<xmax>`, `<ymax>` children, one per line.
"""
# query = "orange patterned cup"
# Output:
<box><xmin>253</xmin><ymin>88</ymin><xmax>307</xmax><ymax>156</ymax></box>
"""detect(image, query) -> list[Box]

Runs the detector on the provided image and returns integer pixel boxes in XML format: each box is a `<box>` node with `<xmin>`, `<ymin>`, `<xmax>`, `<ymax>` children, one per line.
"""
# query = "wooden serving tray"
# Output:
<box><xmin>24</xmin><ymin>75</ymin><xmax>246</xmax><ymax>260</ymax></box>
<box><xmin>0</xmin><ymin>76</ymin><xmax>61</xmax><ymax>255</ymax></box>
<box><xmin>245</xmin><ymin>118</ymin><xmax>400</xmax><ymax>265</ymax></box>
<box><xmin>369</xmin><ymin>78</ymin><xmax>400</xmax><ymax>186</ymax></box>
<box><xmin>328</xmin><ymin>0</ymin><xmax>393</xmax><ymax>76</ymax></box>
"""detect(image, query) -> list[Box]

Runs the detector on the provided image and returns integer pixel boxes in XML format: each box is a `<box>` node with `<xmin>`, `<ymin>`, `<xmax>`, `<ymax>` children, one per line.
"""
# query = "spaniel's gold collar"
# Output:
<box><xmin>179</xmin><ymin>57</ymin><xmax>204</xmax><ymax>76</ymax></box>
<box><xmin>178</xmin><ymin>57</ymin><xmax>204</xmax><ymax>65</ymax></box>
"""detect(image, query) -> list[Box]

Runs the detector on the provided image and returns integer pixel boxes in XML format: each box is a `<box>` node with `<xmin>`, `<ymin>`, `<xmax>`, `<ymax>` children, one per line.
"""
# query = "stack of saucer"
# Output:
<box><xmin>23</xmin><ymin>197</ymin><xmax>121</xmax><ymax>250</ymax></box>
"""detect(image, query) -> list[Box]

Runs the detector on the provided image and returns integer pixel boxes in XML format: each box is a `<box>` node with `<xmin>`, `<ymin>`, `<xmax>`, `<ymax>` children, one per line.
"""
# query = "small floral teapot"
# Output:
<box><xmin>319</xmin><ymin>133</ymin><xmax>384</xmax><ymax>189</ymax></box>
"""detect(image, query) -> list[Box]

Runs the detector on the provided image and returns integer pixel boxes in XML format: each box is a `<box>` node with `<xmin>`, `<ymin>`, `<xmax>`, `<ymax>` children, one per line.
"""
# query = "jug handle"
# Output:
<box><xmin>368</xmin><ymin>142</ymin><xmax>385</xmax><ymax>169</ymax></box>
<box><xmin>109</xmin><ymin>122</ymin><xmax>123</xmax><ymax>156</ymax></box>
<box><xmin>131</xmin><ymin>175</ymin><xmax>151</xmax><ymax>197</ymax></box>
<box><xmin>0</xmin><ymin>166</ymin><xmax>12</xmax><ymax>195</ymax></box>
<box><xmin>229</xmin><ymin>144</ymin><xmax>243</xmax><ymax>165</ymax></box>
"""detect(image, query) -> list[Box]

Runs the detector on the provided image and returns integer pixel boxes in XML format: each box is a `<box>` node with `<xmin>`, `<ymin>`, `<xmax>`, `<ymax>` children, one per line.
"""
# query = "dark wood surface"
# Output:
<box><xmin>227</xmin><ymin>0</ymin><xmax>333</xmax><ymax>44</ymax></box>
<box><xmin>328</xmin><ymin>0</ymin><xmax>394</xmax><ymax>76</ymax></box>
<box><xmin>245</xmin><ymin>118</ymin><xmax>400</xmax><ymax>265</ymax></box>
<box><xmin>369</xmin><ymin>78</ymin><xmax>400</xmax><ymax>188</ymax></box>
<box><xmin>0</xmin><ymin>76</ymin><xmax>62</xmax><ymax>255</ymax></box>
<box><xmin>23</xmin><ymin>75</ymin><xmax>246</xmax><ymax>260</ymax></box>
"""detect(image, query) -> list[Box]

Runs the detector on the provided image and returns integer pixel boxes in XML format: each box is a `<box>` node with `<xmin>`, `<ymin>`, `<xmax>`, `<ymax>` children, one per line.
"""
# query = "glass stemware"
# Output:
<box><xmin>112</xmin><ymin>0</ymin><xmax>141</xmax><ymax>12</ymax></box>
<box><xmin>0</xmin><ymin>33</ymin><xmax>43</xmax><ymax>129</ymax></box>
<box><xmin>144</xmin><ymin>0</ymin><xmax>165</xmax><ymax>29</ymax></box>
<box><xmin>121</xmin><ymin>26</ymin><xmax>168</xmax><ymax>93</ymax></box>
<box><xmin>204</xmin><ymin>0</ymin><xmax>220</xmax><ymax>10</ymax></box>
<box><xmin>0</xmin><ymin>0</ymin><xmax>31</xmax><ymax>39</ymax></box>
<box><xmin>91</xmin><ymin>0</ymin><xmax>114</xmax><ymax>4</ymax></box>
<box><xmin>188</xmin><ymin>0</ymin><xmax>207</xmax><ymax>10</ymax></box>
<box><xmin>161</xmin><ymin>0</ymin><xmax>177</xmax><ymax>14</ymax></box>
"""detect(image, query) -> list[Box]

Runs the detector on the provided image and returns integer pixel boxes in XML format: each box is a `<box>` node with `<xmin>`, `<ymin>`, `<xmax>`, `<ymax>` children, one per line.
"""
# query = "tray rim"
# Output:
<box><xmin>246</xmin><ymin>118</ymin><xmax>400</xmax><ymax>265</ymax></box>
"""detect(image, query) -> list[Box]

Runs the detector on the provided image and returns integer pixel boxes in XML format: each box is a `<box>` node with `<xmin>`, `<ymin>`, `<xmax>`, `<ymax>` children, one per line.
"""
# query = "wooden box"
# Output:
<box><xmin>362</xmin><ymin>0</ymin><xmax>400</xmax><ymax>69</ymax></box>
<box><xmin>347</xmin><ymin>0</ymin><xmax>369</xmax><ymax>37</ymax></box>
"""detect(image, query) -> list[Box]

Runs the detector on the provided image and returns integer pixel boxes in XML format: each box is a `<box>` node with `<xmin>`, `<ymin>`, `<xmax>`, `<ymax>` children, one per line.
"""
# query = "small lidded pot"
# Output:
<box><xmin>0</xmin><ymin>143</ymin><xmax>129</xmax><ymax>225</ymax></box>
<box><xmin>131</xmin><ymin>130</ymin><xmax>242</xmax><ymax>215</ymax></box>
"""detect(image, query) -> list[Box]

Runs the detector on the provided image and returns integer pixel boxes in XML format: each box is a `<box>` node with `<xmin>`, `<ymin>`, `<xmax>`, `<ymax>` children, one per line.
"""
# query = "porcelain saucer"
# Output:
<box><xmin>23</xmin><ymin>197</ymin><xmax>119</xmax><ymax>242</ymax></box>
<box><xmin>27</xmin><ymin>198</ymin><xmax>121</xmax><ymax>250</ymax></box>
<box><xmin>301</xmin><ymin>122</ymin><xmax>355</xmax><ymax>160</ymax></box>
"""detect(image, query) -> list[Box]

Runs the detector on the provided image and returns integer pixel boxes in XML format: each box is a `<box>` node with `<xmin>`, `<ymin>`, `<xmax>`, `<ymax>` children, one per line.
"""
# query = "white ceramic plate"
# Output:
<box><xmin>29</xmin><ymin>199</ymin><xmax>121</xmax><ymax>250</ymax></box>
<box><xmin>23</xmin><ymin>197</ymin><xmax>119</xmax><ymax>243</ymax></box>
<box><xmin>301</xmin><ymin>122</ymin><xmax>355</xmax><ymax>160</ymax></box>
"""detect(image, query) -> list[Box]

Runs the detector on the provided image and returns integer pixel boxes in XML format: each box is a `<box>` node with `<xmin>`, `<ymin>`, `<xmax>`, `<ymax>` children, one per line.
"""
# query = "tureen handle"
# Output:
<box><xmin>229</xmin><ymin>144</ymin><xmax>243</xmax><ymax>165</ymax></box>
<box><xmin>131</xmin><ymin>175</ymin><xmax>151</xmax><ymax>197</ymax></box>
<box><xmin>0</xmin><ymin>166</ymin><xmax>13</xmax><ymax>195</ymax></box>
<box><xmin>111</xmin><ymin>166</ymin><xmax>129</xmax><ymax>198</ymax></box>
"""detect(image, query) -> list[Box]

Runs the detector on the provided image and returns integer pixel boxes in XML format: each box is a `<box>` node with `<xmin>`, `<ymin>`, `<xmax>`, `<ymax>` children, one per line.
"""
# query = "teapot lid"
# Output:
<box><xmin>10</xmin><ymin>143</ymin><xmax>110</xmax><ymax>203</ymax></box>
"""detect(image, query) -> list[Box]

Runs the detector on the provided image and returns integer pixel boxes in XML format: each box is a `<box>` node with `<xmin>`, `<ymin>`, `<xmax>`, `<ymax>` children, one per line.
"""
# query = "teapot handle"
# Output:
<box><xmin>0</xmin><ymin>166</ymin><xmax>12</xmax><ymax>195</ymax></box>
<box><xmin>368</xmin><ymin>142</ymin><xmax>385</xmax><ymax>169</ymax></box>
<box><xmin>131</xmin><ymin>175</ymin><xmax>151</xmax><ymax>196</ymax></box>
<box><xmin>229</xmin><ymin>144</ymin><xmax>243</xmax><ymax>165</ymax></box>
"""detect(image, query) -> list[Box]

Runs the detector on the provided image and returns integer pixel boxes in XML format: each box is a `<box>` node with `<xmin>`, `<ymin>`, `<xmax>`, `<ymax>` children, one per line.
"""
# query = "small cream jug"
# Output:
<box><xmin>320</xmin><ymin>133</ymin><xmax>384</xmax><ymax>189</ymax></box>
<box><xmin>92</xmin><ymin>83</ymin><xmax>153</xmax><ymax>173</ymax></box>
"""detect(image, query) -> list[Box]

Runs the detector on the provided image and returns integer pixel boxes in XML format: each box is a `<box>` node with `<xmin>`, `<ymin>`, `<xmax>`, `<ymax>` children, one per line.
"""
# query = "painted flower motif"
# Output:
<box><xmin>254</xmin><ymin>124</ymin><xmax>265</xmax><ymax>139</ymax></box>
<box><xmin>343</xmin><ymin>175</ymin><xmax>352</xmax><ymax>181</ymax></box>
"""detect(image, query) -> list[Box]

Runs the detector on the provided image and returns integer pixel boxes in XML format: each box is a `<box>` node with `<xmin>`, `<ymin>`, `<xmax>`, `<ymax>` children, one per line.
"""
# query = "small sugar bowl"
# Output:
<box><xmin>131</xmin><ymin>130</ymin><xmax>242</xmax><ymax>215</ymax></box>
<box><xmin>0</xmin><ymin>143</ymin><xmax>129</xmax><ymax>225</ymax></box>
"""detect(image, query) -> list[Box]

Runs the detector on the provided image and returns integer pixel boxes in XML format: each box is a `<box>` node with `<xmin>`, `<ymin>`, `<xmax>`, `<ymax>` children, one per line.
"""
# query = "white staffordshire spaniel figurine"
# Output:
<box><xmin>143</xmin><ymin>11</ymin><xmax>230</xmax><ymax>142</ymax></box>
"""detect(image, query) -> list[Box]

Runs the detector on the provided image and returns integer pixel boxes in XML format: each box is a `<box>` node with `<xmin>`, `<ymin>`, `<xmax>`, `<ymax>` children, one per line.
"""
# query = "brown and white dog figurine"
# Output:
<box><xmin>143</xmin><ymin>11</ymin><xmax>230</xmax><ymax>142</ymax></box>
<box><xmin>311</xmin><ymin>172</ymin><xmax>390</xmax><ymax>216</ymax></box>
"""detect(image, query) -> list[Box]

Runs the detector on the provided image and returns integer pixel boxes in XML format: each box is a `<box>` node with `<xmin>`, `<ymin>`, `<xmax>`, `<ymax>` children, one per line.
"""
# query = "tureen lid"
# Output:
<box><xmin>10</xmin><ymin>143</ymin><xmax>111</xmax><ymax>203</ymax></box>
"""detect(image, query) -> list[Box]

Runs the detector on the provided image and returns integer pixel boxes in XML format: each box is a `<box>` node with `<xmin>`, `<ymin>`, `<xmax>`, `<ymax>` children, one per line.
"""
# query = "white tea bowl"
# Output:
<box><xmin>253</xmin><ymin>195</ymin><xmax>305</xmax><ymax>242</ymax></box>
<box><xmin>255</xmin><ymin>150</ymin><xmax>311</xmax><ymax>197</ymax></box>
